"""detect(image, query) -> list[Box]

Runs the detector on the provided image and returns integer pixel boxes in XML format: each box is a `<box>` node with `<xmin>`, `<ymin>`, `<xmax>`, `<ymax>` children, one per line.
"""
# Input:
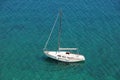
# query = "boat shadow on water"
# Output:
<box><xmin>36</xmin><ymin>55</ymin><xmax>85</xmax><ymax>71</ymax></box>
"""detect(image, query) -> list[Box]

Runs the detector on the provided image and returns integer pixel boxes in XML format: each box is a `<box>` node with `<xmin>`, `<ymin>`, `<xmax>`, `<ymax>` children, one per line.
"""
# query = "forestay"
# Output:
<box><xmin>43</xmin><ymin>13</ymin><xmax>59</xmax><ymax>50</ymax></box>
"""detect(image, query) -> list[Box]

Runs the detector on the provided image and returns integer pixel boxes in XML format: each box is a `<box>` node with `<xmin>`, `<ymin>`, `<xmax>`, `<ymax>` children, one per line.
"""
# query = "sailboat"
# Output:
<box><xmin>43</xmin><ymin>10</ymin><xmax>85</xmax><ymax>62</ymax></box>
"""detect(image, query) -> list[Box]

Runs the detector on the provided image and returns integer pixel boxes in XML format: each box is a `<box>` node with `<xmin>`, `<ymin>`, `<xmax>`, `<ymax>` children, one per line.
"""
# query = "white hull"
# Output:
<box><xmin>44</xmin><ymin>51</ymin><xmax>85</xmax><ymax>62</ymax></box>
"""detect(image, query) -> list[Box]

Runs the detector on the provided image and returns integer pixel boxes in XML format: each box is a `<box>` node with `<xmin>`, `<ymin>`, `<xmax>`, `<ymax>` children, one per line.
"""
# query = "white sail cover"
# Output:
<box><xmin>59</xmin><ymin>48</ymin><xmax>78</xmax><ymax>50</ymax></box>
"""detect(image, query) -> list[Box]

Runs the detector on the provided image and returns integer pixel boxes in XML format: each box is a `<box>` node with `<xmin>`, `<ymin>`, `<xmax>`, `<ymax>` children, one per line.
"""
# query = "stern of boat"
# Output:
<box><xmin>81</xmin><ymin>55</ymin><xmax>85</xmax><ymax>61</ymax></box>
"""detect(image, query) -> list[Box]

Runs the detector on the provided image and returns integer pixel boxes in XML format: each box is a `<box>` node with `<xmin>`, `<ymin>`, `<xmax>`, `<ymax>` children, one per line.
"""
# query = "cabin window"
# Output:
<box><xmin>62</xmin><ymin>56</ymin><xmax>66</xmax><ymax>58</ymax></box>
<box><xmin>57</xmin><ymin>55</ymin><xmax>61</xmax><ymax>57</ymax></box>
<box><xmin>66</xmin><ymin>52</ymin><xmax>70</xmax><ymax>54</ymax></box>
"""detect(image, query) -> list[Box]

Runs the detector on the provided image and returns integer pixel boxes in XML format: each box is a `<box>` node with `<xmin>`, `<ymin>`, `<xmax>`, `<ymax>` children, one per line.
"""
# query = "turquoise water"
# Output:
<box><xmin>0</xmin><ymin>0</ymin><xmax>120</xmax><ymax>80</ymax></box>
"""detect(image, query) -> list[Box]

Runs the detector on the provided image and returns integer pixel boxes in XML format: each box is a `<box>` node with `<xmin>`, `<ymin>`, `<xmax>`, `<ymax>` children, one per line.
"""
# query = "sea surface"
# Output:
<box><xmin>0</xmin><ymin>0</ymin><xmax>120</xmax><ymax>80</ymax></box>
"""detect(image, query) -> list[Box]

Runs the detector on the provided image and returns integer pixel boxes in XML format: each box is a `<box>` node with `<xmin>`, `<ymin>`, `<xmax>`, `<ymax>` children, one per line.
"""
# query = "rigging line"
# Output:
<box><xmin>43</xmin><ymin>13</ymin><xmax>59</xmax><ymax>50</ymax></box>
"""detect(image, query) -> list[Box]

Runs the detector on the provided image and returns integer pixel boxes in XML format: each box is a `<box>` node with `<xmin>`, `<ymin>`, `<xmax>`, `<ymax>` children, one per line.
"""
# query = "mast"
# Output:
<box><xmin>58</xmin><ymin>10</ymin><xmax>62</xmax><ymax>50</ymax></box>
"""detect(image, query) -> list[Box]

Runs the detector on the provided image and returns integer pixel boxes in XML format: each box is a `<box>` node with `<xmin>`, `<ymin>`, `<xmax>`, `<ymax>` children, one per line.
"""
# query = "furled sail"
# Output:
<box><xmin>59</xmin><ymin>48</ymin><xmax>78</xmax><ymax>50</ymax></box>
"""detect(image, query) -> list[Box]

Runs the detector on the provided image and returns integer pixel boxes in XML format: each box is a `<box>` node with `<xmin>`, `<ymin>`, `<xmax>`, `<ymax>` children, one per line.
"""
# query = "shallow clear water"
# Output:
<box><xmin>0</xmin><ymin>0</ymin><xmax>120</xmax><ymax>80</ymax></box>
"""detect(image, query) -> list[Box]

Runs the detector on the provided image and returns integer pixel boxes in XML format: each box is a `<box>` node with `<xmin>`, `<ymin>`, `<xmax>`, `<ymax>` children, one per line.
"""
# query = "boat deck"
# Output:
<box><xmin>44</xmin><ymin>51</ymin><xmax>85</xmax><ymax>62</ymax></box>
